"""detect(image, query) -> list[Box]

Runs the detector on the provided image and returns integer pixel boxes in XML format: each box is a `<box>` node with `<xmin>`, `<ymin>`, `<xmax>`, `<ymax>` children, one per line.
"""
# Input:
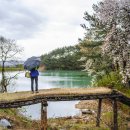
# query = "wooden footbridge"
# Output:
<box><xmin>0</xmin><ymin>87</ymin><xmax>130</xmax><ymax>130</ymax></box>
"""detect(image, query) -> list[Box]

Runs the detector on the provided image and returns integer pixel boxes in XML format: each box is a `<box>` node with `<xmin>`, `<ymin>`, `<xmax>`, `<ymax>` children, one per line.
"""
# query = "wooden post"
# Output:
<box><xmin>113</xmin><ymin>99</ymin><xmax>118</xmax><ymax>130</ymax></box>
<box><xmin>41</xmin><ymin>100</ymin><xmax>48</xmax><ymax>130</ymax></box>
<box><xmin>126</xmin><ymin>117</ymin><xmax>130</xmax><ymax>130</ymax></box>
<box><xmin>96</xmin><ymin>99</ymin><xmax>102</xmax><ymax>127</ymax></box>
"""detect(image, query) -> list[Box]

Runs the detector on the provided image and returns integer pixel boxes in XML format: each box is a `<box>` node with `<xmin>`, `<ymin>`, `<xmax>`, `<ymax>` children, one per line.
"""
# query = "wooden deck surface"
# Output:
<box><xmin>0</xmin><ymin>87</ymin><xmax>127</xmax><ymax>108</ymax></box>
<box><xmin>0</xmin><ymin>87</ymin><xmax>112</xmax><ymax>102</ymax></box>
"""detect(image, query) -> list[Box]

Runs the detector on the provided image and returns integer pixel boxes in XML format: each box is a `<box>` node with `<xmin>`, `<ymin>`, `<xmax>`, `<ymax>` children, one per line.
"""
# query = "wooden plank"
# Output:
<box><xmin>0</xmin><ymin>87</ymin><xmax>112</xmax><ymax>102</ymax></box>
<box><xmin>0</xmin><ymin>93</ymin><xmax>121</xmax><ymax>108</ymax></box>
<box><xmin>0</xmin><ymin>88</ymin><xmax>130</xmax><ymax>109</ymax></box>
<box><xmin>96</xmin><ymin>99</ymin><xmax>102</xmax><ymax>127</ymax></box>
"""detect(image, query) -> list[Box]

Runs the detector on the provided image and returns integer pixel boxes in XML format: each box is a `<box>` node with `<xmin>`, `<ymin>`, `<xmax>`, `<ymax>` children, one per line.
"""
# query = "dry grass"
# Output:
<box><xmin>75</xmin><ymin>100</ymin><xmax>113</xmax><ymax>112</ymax></box>
<box><xmin>0</xmin><ymin>87</ymin><xmax>112</xmax><ymax>102</ymax></box>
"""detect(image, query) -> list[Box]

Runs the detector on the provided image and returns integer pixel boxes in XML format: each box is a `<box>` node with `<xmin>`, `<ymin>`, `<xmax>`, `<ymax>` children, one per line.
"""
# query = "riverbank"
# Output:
<box><xmin>0</xmin><ymin>67</ymin><xmax>23</xmax><ymax>72</ymax></box>
<box><xmin>0</xmin><ymin>99</ymin><xmax>129</xmax><ymax>130</ymax></box>
<box><xmin>47</xmin><ymin>99</ymin><xmax>128</xmax><ymax>130</ymax></box>
<box><xmin>0</xmin><ymin>108</ymin><xmax>39</xmax><ymax>130</ymax></box>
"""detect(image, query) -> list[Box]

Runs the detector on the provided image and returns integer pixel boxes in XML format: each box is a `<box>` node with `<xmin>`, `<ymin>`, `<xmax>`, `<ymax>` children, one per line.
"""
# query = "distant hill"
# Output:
<box><xmin>0</xmin><ymin>60</ymin><xmax>24</xmax><ymax>67</ymax></box>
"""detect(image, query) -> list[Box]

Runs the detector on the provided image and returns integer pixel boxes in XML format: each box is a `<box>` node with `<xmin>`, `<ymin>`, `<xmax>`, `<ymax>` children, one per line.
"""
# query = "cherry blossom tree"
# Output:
<box><xmin>79</xmin><ymin>0</ymin><xmax>130</xmax><ymax>87</ymax></box>
<box><xmin>95</xmin><ymin>0</ymin><xmax>130</xmax><ymax>87</ymax></box>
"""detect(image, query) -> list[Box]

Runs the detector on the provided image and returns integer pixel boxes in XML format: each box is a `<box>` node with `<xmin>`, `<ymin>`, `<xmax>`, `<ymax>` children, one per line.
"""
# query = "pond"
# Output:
<box><xmin>8</xmin><ymin>70</ymin><xmax>92</xmax><ymax>119</ymax></box>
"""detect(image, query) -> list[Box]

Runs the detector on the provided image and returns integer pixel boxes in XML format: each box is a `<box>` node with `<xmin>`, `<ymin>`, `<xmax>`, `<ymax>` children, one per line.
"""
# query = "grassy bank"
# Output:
<box><xmin>0</xmin><ymin>108</ymin><xmax>40</xmax><ymax>130</ymax></box>
<box><xmin>48</xmin><ymin>117</ymin><xmax>109</xmax><ymax>130</ymax></box>
<box><xmin>47</xmin><ymin>100</ymin><xmax>128</xmax><ymax>130</ymax></box>
<box><xmin>0</xmin><ymin>67</ymin><xmax>23</xmax><ymax>72</ymax></box>
<box><xmin>0</xmin><ymin>109</ymin><xmax>114</xmax><ymax>130</ymax></box>
<box><xmin>0</xmin><ymin>99</ymin><xmax>128</xmax><ymax>130</ymax></box>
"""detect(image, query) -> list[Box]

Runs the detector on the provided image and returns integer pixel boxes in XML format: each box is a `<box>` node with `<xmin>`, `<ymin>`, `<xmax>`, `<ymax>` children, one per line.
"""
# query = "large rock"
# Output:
<box><xmin>0</xmin><ymin>119</ymin><xmax>12</xmax><ymax>129</ymax></box>
<box><xmin>81</xmin><ymin>109</ymin><xmax>95</xmax><ymax>115</ymax></box>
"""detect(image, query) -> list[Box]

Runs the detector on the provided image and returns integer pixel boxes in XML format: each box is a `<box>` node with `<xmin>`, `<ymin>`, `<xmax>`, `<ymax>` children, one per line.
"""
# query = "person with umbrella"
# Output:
<box><xmin>30</xmin><ymin>67</ymin><xmax>39</xmax><ymax>93</ymax></box>
<box><xmin>24</xmin><ymin>56</ymin><xmax>41</xmax><ymax>93</ymax></box>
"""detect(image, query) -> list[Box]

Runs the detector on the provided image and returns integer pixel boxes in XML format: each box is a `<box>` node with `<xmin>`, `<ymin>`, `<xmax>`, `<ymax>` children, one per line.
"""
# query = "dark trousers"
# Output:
<box><xmin>31</xmin><ymin>76</ymin><xmax>38</xmax><ymax>92</ymax></box>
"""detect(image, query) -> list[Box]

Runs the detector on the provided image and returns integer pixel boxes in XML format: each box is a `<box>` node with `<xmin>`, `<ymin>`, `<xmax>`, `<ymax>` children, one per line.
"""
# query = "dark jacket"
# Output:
<box><xmin>30</xmin><ymin>69</ymin><xmax>39</xmax><ymax>77</ymax></box>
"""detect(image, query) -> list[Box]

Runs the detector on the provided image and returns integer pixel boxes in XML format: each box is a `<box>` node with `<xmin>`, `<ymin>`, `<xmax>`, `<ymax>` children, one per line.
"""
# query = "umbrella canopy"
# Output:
<box><xmin>24</xmin><ymin>56</ymin><xmax>41</xmax><ymax>70</ymax></box>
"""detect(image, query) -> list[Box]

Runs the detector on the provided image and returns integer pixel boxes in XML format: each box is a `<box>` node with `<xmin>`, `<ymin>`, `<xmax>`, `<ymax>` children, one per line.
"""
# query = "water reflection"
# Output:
<box><xmin>20</xmin><ymin>101</ymin><xmax>80</xmax><ymax>119</ymax></box>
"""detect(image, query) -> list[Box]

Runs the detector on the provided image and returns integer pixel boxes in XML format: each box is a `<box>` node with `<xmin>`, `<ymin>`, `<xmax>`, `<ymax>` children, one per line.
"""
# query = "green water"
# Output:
<box><xmin>40</xmin><ymin>70</ymin><xmax>92</xmax><ymax>88</ymax></box>
<box><xmin>12</xmin><ymin>70</ymin><xmax>92</xmax><ymax>91</ymax></box>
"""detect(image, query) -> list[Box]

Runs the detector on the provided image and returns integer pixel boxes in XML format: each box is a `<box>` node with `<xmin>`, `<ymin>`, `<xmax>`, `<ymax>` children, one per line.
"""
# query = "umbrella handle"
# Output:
<box><xmin>36</xmin><ymin>66</ymin><xmax>39</xmax><ymax>70</ymax></box>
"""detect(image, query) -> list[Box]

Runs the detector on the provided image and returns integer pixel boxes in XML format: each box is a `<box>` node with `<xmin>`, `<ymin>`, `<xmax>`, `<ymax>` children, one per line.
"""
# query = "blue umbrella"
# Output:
<box><xmin>24</xmin><ymin>56</ymin><xmax>41</xmax><ymax>70</ymax></box>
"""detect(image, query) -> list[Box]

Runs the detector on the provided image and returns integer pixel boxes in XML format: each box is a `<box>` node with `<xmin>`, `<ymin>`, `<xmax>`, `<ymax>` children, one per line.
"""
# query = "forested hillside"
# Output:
<box><xmin>41</xmin><ymin>46</ymin><xmax>83</xmax><ymax>70</ymax></box>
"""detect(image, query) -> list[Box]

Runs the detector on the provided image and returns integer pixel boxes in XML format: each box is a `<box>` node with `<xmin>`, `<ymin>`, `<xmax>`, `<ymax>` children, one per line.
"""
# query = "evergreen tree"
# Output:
<box><xmin>78</xmin><ymin>8</ymin><xmax>113</xmax><ymax>85</ymax></box>
<box><xmin>41</xmin><ymin>46</ymin><xmax>83</xmax><ymax>70</ymax></box>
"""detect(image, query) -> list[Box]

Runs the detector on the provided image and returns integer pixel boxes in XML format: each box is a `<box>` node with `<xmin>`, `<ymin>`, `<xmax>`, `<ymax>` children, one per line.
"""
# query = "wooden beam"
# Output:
<box><xmin>113</xmin><ymin>99</ymin><xmax>118</xmax><ymax>130</ymax></box>
<box><xmin>0</xmin><ymin>93</ymin><xmax>122</xmax><ymax>108</ymax></box>
<box><xmin>96</xmin><ymin>99</ymin><xmax>102</xmax><ymax>127</ymax></box>
<box><xmin>41</xmin><ymin>101</ymin><xmax>48</xmax><ymax>130</ymax></box>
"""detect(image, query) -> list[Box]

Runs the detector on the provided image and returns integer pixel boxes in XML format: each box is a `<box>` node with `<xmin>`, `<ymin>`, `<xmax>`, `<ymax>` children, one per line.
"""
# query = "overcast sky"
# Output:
<box><xmin>0</xmin><ymin>0</ymin><xmax>99</xmax><ymax>60</ymax></box>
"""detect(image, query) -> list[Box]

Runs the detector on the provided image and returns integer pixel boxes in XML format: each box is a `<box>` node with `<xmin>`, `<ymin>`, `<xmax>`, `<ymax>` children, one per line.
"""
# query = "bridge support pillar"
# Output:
<box><xmin>96</xmin><ymin>99</ymin><xmax>102</xmax><ymax>127</ymax></box>
<box><xmin>41</xmin><ymin>100</ymin><xmax>48</xmax><ymax>130</ymax></box>
<box><xmin>113</xmin><ymin>98</ymin><xmax>118</xmax><ymax>130</ymax></box>
<box><xmin>126</xmin><ymin>117</ymin><xmax>130</xmax><ymax>130</ymax></box>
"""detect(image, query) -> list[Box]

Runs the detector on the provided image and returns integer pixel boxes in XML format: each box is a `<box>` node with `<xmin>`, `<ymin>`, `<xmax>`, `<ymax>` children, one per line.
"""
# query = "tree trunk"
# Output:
<box><xmin>1</xmin><ymin>61</ymin><xmax>6</xmax><ymax>92</ymax></box>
